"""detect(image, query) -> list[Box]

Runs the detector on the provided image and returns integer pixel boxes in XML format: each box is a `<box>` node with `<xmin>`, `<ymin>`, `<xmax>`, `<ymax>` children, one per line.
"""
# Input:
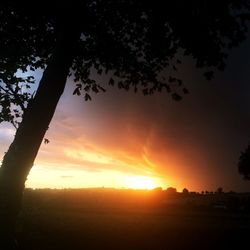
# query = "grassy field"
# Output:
<box><xmin>15</xmin><ymin>189</ymin><xmax>250</xmax><ymax>250</ymax></box>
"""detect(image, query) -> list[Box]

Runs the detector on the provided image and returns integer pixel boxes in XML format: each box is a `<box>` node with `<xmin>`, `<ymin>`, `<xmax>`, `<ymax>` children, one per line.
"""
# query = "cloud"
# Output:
<box><xmin>3</xmin><ymin>37</ymin><xmax>250</xmax><ymax>191</ymax></box>
<box><xmin>31</xmin><ymin>63</ymin><xmax>250</xmax><ymax>192</ymax></box>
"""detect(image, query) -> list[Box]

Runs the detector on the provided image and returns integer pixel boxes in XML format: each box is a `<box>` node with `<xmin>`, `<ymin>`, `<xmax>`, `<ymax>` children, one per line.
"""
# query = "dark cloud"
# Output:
<box><xmin>46</xmin><ymin>33</ymin><xmax>250</xmax><ymax>192</ymax></box>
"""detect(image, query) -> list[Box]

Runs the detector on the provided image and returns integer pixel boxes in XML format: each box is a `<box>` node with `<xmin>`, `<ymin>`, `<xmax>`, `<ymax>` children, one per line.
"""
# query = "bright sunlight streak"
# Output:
<box><xmin>123</xmin><ymin>176</ymin><xmax>158</xmax><ymax>190</ymax></box>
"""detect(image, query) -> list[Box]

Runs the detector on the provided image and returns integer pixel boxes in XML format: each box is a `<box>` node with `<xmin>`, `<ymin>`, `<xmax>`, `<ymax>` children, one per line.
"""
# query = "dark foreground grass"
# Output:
<box><xmin>16</xmin><ymin>190</ymin><xmax>250</xmax><ymax>250</ymax></box>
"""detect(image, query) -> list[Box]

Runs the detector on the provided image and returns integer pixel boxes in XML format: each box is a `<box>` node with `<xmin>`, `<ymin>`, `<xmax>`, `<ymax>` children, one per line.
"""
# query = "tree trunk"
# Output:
<box><xmin>0</xmin><ymin>24</ymin><xmax>80</xmax><ymax>249</ymax></box>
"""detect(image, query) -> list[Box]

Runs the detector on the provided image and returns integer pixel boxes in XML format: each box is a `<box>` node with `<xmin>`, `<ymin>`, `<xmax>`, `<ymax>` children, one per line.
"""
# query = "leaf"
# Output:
<box><xmin>183</xmin><ymin>88</ymin><xmax>189</xmax><ymax>94</ymax></box>
<box><xmin>177</xmin><ymin>79</ymin><xmax>182</xmax><ymax>86</ymax></box>
<box><xmin>84</xmin><ymin>93</ymin><xmax>92</xmax><ymax>101</ymax></box>
<box><xmin>143</xmin><ymin>88</ymin><xmax>148</xmax><ymax>95</ymax></box>
<box><xmin>97</xmin><ymin>68</ymin><xmax>103</xmax><ymax>75</ymax></box>
<box><xmin>98</xmin><ymin>85</ymin><xmax>106</xmax><ymax>92</ymax></box>
<box><xmin>204</xmin><ymin>71</ymin><xmax>214</xmax><ymax>80</ymax></box>
<box><xmin>44</xmin><ymin>138</ymin><xmax>50</xmax><ymax>144</ymax></box>
<box><xmin>172</xmin><ymin>93</ymin><xmax>182</xmax><ymax>101</ymax></box>
<box><xmin>73</xmin><ymin>87</ymin><xmax>81</xmax><ymax>96</ymax></box>
<box><xmin>168</xmin><ymin>76</ymin><xmax>176</xmax><ymax>83</ymax></box>
<box><xmin>163</xmin><ymin>84</ymin><xmax>171</xmax><ymax>93</ymax></box>
<box><xmin>84</xmin><ymin>86</ymin><xmax>90</xmax><ymax>92</ymax></box>
<box><xmin>92</xmin><ymin>85</ymin><xmax>99</xmax><ymax>93</ymax></box>
<box><xmin>109</xmin><ymin>78</ymin><xmax>114</xmax><ymax>86</ymax></box>
<box><xmin>118</xmin><ymin>81</ymin><xmax>124</xmax><ymax>89</ymax></box>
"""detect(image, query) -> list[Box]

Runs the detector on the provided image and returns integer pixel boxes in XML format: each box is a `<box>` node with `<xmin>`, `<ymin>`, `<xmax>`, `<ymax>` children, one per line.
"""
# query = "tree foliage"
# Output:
<box><xmin>182</xmin><ymin>188</ymin><xmax>189</xmax><ymax>194</ymax></box>
<box><xmin>0</xmin><ymin>1</ymin><xmax>250</xmax><ymax>127</ymax></box>
<box><xmin>238</xmin><ymin>144</ymin><xmax>250</xmax><ymax>180</ymax></box>
<box><xmin>166</xmin><ymin>187</ymin><xmax>177</xmax><ymax>195</ymax></box>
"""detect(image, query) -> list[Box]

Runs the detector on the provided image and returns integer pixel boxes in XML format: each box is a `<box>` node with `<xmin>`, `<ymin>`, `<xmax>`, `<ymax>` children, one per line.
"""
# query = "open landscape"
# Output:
<box><xmin>15</xmin><ymin>188</ymin><xmax>250</xmax><ymax>250</ymax></box>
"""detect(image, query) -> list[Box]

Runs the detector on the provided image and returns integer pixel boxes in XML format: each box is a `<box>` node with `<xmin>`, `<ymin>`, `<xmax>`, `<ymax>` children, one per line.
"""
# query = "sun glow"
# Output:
<box><xmin>27</xmin><ymin>164</ymin><xmax>166</xmax><ymax>190</ymax></box>
<box><xmin>123</xmin><ymin>176</ymin><xmax>158</xmax><ymax>190</ymax></box>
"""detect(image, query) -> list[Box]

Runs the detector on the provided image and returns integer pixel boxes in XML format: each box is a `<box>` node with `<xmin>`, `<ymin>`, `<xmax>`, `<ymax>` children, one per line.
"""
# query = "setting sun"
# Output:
<box><xmin>123</xmin><ymin>176</ymin><xmax>158</xmax><ymax>190</ymax></box>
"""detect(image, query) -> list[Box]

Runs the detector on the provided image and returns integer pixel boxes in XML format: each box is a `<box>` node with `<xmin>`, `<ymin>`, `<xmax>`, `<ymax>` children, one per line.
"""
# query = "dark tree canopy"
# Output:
<box><xmin>1</xmin><ymin>1</ymin><xmax>249</xmax><ymax>127</ymax></box>
<box><xmin>238</xmin><ymin>144</ymin><xmax>250</xmax><ymax>180</ymax></box>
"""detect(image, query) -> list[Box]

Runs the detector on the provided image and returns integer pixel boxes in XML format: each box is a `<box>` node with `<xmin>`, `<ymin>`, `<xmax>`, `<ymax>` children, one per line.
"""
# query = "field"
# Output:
<box><xmin>15</xmin><ymin>189</ymin><xmax>250</xmax><ymax>250</ymax></box>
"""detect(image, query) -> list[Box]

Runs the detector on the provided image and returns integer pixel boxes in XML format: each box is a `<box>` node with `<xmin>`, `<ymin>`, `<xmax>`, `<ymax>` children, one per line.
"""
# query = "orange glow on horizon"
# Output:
<box><xmin>26</xmin><ymin>163</ymin><xmax>167</xmax><ymax>190</ymax></box>
<box><xmin>123</xmin><ymin>176</ymin><xmax>159</xmax><ymax>190</ymax></box>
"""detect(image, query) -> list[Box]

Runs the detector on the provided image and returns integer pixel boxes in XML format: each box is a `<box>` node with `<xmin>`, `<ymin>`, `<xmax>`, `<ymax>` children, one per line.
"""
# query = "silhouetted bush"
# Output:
<box><xmin>182</xmin><ymin>188</ymin><xmax>189</xmax><ymax>195</ymax></box>
<box><xmin>216</xmin><ymin>187</ymin><xmax>223</xmax><ymax>194</ymax></box>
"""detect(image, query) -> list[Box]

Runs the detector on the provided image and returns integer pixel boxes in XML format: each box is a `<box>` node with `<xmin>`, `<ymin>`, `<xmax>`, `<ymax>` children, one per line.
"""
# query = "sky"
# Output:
<box><xmin>1</xmin><ymin>34</ymin><xmax>250</xmax><ymax>192</ymax></box>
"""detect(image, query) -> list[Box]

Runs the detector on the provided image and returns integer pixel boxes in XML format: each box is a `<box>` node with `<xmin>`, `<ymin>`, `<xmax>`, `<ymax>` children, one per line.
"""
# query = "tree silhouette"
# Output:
<box><xmin>182</xmin><ymin>188</ymin><xmax>189</xmax><ymax>195</ymax></box>
<box><xmin>0</xmin><ymin>1</ymin><xmax>250</xmax><ymax>247</ymax></box>
<box><xmin>166</xmin><ymin>187</ymin><xmax>177</xmax><ymax>195</ymax></box>
<box><xmin>238</xmin><ymin>144</ymin><xmax>250</xmax><ymax>180</ymax></box>
<box><xmin>216</xmin><ymin>187</ymin><xmax>223</xmax><ymax>194</ymax></box>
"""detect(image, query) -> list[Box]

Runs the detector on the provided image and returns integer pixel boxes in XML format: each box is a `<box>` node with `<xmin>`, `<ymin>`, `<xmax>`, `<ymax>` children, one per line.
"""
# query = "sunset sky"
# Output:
<box><xmin>1</xmin><ymin>33</ymin><xmax>250</xmax><ymax>192</ymax></box>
